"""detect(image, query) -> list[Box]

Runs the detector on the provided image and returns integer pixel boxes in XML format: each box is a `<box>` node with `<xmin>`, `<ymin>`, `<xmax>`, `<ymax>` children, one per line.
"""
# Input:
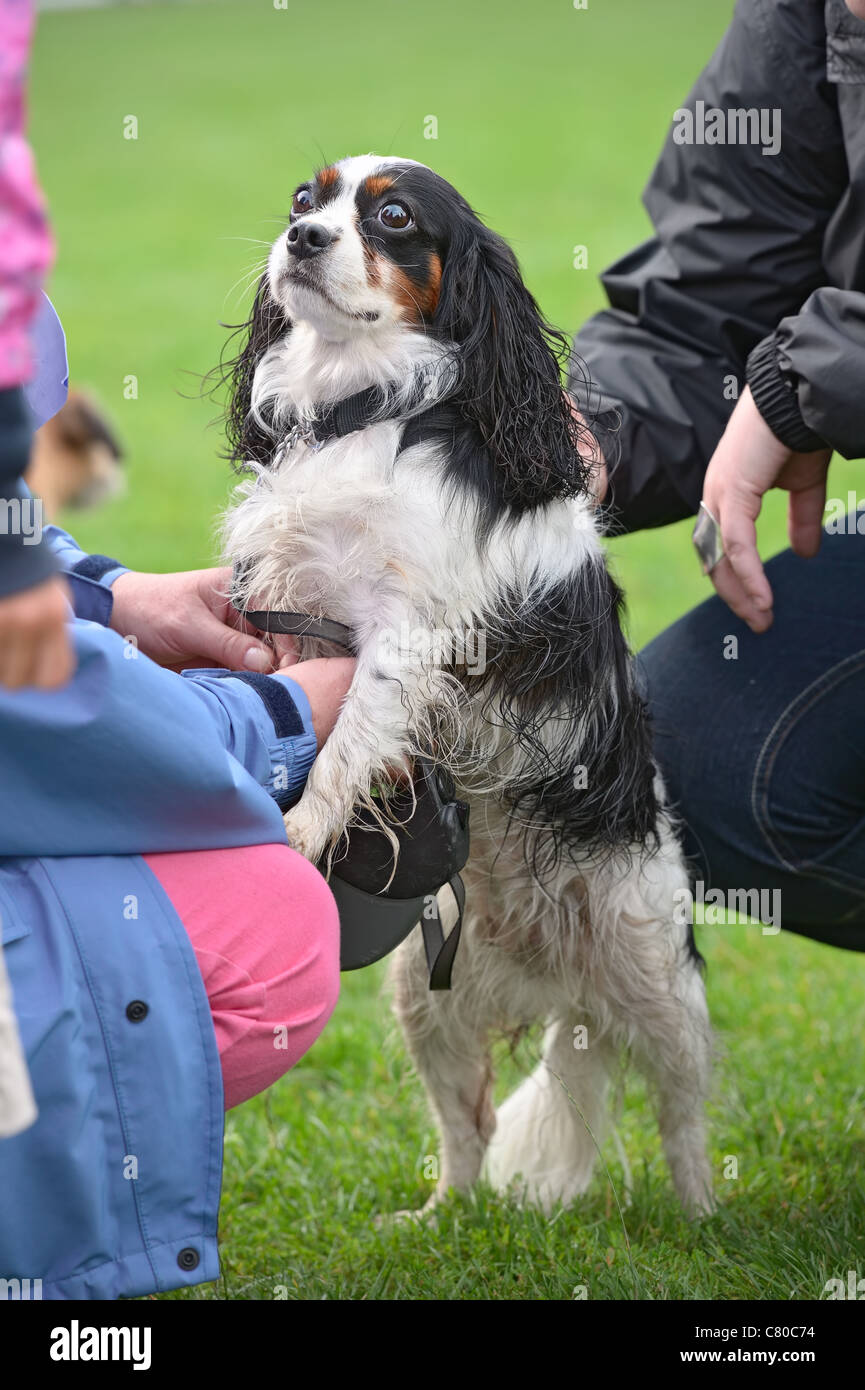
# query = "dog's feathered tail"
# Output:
<box><xmin>483</xmin><ymin>1020</ymin><xmax>613</xmax><ymax>1213</ymax></box>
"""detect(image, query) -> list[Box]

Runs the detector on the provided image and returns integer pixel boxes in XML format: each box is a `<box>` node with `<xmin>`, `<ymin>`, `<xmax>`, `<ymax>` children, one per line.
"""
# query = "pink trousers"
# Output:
<box><xmin>144</xmin><ymin>844</ymin><xmax>340</xmax><ymax>1110</ymax></box>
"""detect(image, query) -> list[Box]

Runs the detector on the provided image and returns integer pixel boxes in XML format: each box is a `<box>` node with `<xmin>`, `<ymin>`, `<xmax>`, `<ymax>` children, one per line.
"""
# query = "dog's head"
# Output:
<box><xmin>268</xmin><ymin>156</ymin><xmax>445</xmax><ymax>337</ymax></box>
<box><xmin>223</xmin><ymin>155</ymin><xmax>593</xmax><ymax>508</ymax></box>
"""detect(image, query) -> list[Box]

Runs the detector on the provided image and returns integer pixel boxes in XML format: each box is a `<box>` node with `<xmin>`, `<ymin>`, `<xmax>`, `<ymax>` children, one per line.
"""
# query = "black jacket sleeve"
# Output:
<box><xmin>569</xmin><ymin>0</ymin><xmax>857</xmax><ymax>533</ymax></box>
<box><xmin>0</xmin><ymin>388</ymin><xmax>58</xmax><ymax>598</ymax></box>
<box><xmin>746</xmin><ymin>288</ymin><xmax>865</xmax><ymax>459</ymax></box>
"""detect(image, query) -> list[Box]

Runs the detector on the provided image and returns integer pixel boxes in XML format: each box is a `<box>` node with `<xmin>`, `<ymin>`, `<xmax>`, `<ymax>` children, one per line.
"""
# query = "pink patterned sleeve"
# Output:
<box><xmin>0</xmin><ymin>0</ymin><xmax>54</xmax><ymax>390</ymax></box>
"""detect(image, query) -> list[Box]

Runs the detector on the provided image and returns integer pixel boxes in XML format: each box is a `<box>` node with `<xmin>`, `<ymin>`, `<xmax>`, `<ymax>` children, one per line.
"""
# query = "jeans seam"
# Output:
<box><xmin>751</xmin><ymin>650</ymin><xmax>865</xmax><ymax>896</ymax></box>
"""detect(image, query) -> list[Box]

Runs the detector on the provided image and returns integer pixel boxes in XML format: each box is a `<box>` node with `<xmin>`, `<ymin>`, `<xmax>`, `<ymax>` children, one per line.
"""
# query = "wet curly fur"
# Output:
<box><xmin>218</xmin><ymin>154</ymin><xmax>713</xmax><ymax>1217</ymax></box>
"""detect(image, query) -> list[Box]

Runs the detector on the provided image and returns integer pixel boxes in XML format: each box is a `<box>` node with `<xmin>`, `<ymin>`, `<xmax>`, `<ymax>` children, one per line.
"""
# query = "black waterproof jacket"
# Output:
<box><xmin>570</xmin><ymin>0</ymin><xmax>865</xmax><ymax>533</ymax></box>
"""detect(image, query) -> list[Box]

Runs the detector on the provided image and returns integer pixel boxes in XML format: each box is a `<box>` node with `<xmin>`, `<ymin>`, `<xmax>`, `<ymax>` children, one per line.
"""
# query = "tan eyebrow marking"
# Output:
<box><xmin>363</xmin><ymin>174</ymin><xmax>394</xmax><ymax>199</ymax></box>
<box><xmin>317</xmin><ymin>165</ymin><xmax>339</xmax><ymax>189</ymax></box>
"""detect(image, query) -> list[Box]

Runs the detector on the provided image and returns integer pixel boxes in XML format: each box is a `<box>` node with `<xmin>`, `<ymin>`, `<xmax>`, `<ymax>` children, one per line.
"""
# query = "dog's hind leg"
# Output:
<box><xmin>630</xmin><ymin>956</ymin><xmax>714</xmax><ymax>1218</ymax></box>
<box><xmin>588</xmin><ymin>838</ymin><xmax>714</xmax><ymax>1217</ymax></box>
<box><xmin>484</xmin><ymin>1018</ymin><xmax>618</xmax><ymax>1212</ymax></box>
<box><xmin>390</xmin><ymin>925</ymin><xmax>496</xmax><ymax>1209</ymax></box>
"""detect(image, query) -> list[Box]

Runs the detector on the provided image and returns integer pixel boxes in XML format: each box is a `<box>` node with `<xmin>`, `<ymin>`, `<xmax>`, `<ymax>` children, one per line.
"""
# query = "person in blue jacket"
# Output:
<box><xmin>0</xmin><ymin>300</ymin><xmax>354</xmax><ymax>1300</ymax></box>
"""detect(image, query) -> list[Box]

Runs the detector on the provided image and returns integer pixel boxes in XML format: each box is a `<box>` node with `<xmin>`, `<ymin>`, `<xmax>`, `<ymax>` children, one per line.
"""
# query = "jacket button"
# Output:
<box><xmin>178</xmin><ymin>1248</ymin><xmax>200</xmax><ymax>1271</ymax></box>
<box><xmin>126</xmin><ymin>1000</ymin><xmax>149</xmax><ymax>1022</ymax></box>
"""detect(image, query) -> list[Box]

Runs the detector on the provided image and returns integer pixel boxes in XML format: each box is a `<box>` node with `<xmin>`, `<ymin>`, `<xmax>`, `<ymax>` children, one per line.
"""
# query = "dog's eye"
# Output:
<box><xmin>291</xmin><ymin>188</ymin><xmax>313</xmax><ymax>216</ymax></box>
<box><xmin>379</xmin><ymin>202</ymin><xmax>413</xmax><ymax>230</ymax></box>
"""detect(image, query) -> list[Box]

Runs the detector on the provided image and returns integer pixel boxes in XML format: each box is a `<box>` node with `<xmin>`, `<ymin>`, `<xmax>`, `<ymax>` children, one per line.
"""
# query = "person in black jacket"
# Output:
<box><xmin>570</xmin><ymin>0</ymin><xmax>865</xmax><ymax>950</ymax></box>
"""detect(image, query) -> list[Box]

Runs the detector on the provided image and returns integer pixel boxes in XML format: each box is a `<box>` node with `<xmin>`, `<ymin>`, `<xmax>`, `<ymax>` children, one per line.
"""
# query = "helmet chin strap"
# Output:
<box><xmin>421</xmin><ymin>874</ymin><xmax>465</xmax><ymax>990</ymax></box>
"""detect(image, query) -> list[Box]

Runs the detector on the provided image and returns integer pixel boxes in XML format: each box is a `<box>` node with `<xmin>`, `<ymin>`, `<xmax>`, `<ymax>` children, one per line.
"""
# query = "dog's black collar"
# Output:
<box><xmin>308</xmin><ymin>385</ymin><xmax>387</xmax><ymax>447</ymax></box>
<box><xmin>271</xmin><ymin>371</ymin><xmax>455</xmax><ymax>463</ymax></box>
<box><xmin>273</xmin><ymin>386</ymin><xmax>385</xmax><ymax>458</ymax></box>
<box><xmin>240</xmin><ymin>605</ymin><xmax>355</xmax><ymax>652</ymax></box>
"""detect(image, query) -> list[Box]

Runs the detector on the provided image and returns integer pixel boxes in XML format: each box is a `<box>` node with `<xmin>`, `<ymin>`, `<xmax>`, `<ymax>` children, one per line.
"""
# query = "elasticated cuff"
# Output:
<box><xmin>746</xmin><ymin>334</ymin><xmax>829</xmax><ymax>453</ymax></box>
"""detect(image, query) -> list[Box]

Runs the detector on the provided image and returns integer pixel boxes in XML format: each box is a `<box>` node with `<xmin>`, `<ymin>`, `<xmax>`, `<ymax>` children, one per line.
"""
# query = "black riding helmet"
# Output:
<box><xmin>322</xmin><ymin>758</ymin><xmax>469</xmax><ymax>990</ymax></box>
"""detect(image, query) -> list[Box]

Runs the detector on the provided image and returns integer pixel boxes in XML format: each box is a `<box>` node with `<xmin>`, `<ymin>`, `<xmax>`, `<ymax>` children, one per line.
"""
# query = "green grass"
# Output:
<box><xmin>158</xmin><ymin>927</ymin><xmax>865</xmax><ymax>1302</ymax></box>
<box><xmin>29</xmin><ymin>0</ymin><xmax>865</xmax><ymax>1300</ymax></box>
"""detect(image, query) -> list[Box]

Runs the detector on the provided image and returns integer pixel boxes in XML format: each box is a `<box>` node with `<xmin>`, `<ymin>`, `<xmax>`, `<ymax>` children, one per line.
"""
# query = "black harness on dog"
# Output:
<box><xmin>231</xmin><ymin>385</ymin><xmax>469</xmax><ymax>989</ymax></box>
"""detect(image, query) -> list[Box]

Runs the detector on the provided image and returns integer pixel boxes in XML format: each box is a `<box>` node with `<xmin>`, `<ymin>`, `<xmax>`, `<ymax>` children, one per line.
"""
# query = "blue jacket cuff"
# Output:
<box><xmin>64</xmin><ymin>572</ymin><xmax>115</xmax><ymax>626</ymax></box>
<box><xmin>274</xmin><ymin>675</ymin><xmax>314</xmax><ymax>739</ymax></box>
<box><xmin>254</xmin><ymin>673</ymin><xmax>317</xmax><ymax>809</ymax></box>
<box><xmin>43</xmin><ymin>524</ymin><xmax>129</xmax><ymax>624</ymax></box>
<box><xmin>189</xmin><ymin>670</ymin><xmax>318</xmax><ymax>810</ymax></box>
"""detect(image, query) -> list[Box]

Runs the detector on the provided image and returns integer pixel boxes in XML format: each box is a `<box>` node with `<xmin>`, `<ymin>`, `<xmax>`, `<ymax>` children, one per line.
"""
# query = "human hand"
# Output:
<box><xmin>0</xmin><ymin>574</ymin><xmax>74</xmax><ymax>690</ymax></box>
<box><xmin>700</xmin><ymin>387</ymin><xmax>832</xmax><ymax>633</ymax></box>
<box><xmin>110</xmin><ymin>566</ymin><xmax>275</xmax><ymax>672</ymax></box>
<box><xmin>565</xmin><ymin>393</ymin><xmax>607</xmax><ymax>502</ymax></box>
<box><xmin>274</xmin><ymin>657</ymin><xmax>356</xmax><ymax>749</ymax></box>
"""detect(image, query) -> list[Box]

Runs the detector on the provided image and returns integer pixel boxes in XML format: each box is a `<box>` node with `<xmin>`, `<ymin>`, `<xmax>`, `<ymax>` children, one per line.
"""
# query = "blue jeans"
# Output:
<box><xmin>639</xmin><ymin>525</ymin><xmax>865</xmax><ymax>951</ymax></box>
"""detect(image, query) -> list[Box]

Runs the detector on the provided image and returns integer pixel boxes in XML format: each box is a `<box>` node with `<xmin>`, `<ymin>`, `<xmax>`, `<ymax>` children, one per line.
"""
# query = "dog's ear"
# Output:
<box><xmin>476</xmin><ymin>557</ymin><xmax>659</xmax><ymax>877</ymax></box>
<box><xmin>433</xmin><ymin>219</ymin><xmax>592</xmax><ymax>508</ymax></box>
<box><xmin>220</xmin><ymin>274</ymin><xmax>290</xmax><ymax>470</ymax></box>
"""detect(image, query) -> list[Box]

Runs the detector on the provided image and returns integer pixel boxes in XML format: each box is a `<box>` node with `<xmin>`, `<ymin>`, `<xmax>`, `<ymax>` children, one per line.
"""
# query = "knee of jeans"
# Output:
<box><xmin>753</xmin><ymin>664</ymin><xmax>865</xmax><ymax>878</ymax></box>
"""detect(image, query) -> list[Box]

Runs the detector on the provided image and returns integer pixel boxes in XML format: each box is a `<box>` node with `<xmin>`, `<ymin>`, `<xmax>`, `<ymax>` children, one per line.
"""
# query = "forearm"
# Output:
<box><xmin>570</xmin><ymin>0</ymin><xmax>844</xmax><ymax>533</ymax></box>
<box><xmin>43</xmin><ymin>529</ymin><xmax>128</xmax><ymax>626</ymax></box>
<box><xmin>0</xmin><ymin>622</ymin><xmax>315</xmax><ymax>856</ymax></box>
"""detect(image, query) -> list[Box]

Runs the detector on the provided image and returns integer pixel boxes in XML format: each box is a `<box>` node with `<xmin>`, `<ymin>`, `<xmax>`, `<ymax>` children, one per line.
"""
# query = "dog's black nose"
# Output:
<box><xmin>286</xmin><ymin>221</ymin><xmax>335</xmax><ymax>259</ymax></box>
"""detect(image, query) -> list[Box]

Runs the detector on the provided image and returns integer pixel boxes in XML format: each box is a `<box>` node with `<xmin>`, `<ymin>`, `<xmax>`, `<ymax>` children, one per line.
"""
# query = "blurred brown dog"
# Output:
<box><xmin>26</xmin><ymin>392</ymin><xmax>124</xmax><ymax>520</ymax></box>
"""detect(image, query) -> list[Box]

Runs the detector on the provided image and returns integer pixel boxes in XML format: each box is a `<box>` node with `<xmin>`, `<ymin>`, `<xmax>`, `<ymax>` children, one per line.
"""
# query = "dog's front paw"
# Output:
<box><xmin>282</xmin><ymin>803</ymin><xmax>330</xmax><ymax>863</ymax></box>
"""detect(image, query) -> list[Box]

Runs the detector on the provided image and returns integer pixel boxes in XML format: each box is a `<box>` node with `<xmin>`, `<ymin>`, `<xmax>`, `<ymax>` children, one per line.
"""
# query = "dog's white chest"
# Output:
<box><xmin>225</xmin><ymin>424</ymin><xmax>453</xmax><ymax>624</ymax></box>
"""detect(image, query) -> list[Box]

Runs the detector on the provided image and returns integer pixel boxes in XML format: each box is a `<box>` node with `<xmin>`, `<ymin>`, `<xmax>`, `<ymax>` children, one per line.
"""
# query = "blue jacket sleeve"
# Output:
<box><xmin>0</xmin><ymin>620</ymin><xmax>317</xmax><ymax>857</ymax></box>
<box><xmin>43</xmin><ymin>521</ymin><xmax>129</xmax><ymax>625</ymax></box>
<box><xmin>44</xmin><ymin>522</ymin><xmax>128</xmax><ymax>587</ymax></box>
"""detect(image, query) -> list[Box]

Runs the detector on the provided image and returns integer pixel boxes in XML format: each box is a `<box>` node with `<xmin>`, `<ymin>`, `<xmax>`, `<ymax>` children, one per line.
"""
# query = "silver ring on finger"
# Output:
<box><xmin>692</xmin><ymin>500</ymin><xmax>725</xmax><ymax>575</ymax></box>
